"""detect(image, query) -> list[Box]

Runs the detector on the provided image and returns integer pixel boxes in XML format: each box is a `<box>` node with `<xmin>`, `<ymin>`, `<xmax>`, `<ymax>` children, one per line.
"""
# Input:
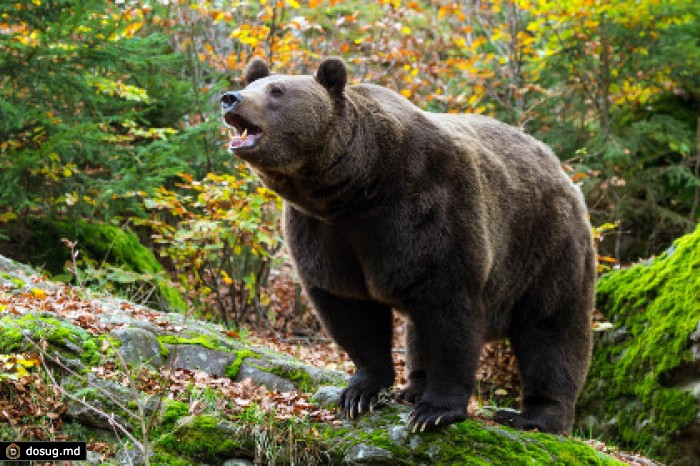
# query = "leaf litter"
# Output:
<box><xmin>0</xmin><ymin>273</ymin><xmax>660</xmax><ymax>465</ymax></box>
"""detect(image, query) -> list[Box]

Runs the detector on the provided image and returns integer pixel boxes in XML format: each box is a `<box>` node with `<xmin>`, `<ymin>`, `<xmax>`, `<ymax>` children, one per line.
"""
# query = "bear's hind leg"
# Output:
<box><xmin>307</xmin><ymin>287</ymin><xmax>395</xmax><ymax>419</ymax></box>
<box><xmin>396</xmin><ymin>321</ymin><xmax>426</xmax><ymax>404</ymax></box>
<box><xmin>405</xmin><ymin>295</ymin><xmax>484</xmax><ymax>432</ymax></box>
<box><xmin>496</xmin><ymin>296</ymin><xmax>592</xmax><ymax>434</ymax></box>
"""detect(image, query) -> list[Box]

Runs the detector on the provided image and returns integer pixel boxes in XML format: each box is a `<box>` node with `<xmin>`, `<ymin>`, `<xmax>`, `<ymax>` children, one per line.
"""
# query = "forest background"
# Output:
<box><xmin>0</xmin><ymin>0</ymin><xmax>698</xmax><ymax>331</ymax></box>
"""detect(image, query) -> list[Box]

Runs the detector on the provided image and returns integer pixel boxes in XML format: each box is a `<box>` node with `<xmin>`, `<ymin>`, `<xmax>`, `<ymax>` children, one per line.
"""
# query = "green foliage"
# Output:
<box><xmin>0</xmin><ymin>0</ymin><xmax>208</xmax><ymax>222</ymax></box>
<box><xmin>141</xmin><ymin>169</ymin><xmax>282</xmax><ymax>327</ymax></box>
<box><xmin>12</xmin><ymin>218</ymin><xmax>185</xmax><ymax>310</ymax></box>
<box><xmin>577</xmin><ymin>225</ymin><xmax>700</xmax><ymax>462</ymax></box>
<box><xmin>521</xmin><ymin>0</ymin><xmax>700</xmax><ymax>259</ymax></box>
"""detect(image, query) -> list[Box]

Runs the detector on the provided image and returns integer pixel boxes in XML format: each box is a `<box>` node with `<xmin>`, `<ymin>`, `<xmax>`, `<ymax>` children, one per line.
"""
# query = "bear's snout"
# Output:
<box><xmin>220</xmin><ymin>91</ymin><xmax>243</xmax><ymax>111</ymax></box>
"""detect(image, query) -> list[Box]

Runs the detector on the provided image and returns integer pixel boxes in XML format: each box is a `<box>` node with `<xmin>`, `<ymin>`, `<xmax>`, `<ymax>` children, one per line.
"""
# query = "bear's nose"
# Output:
<box><xmin>220</xmin><ymin>91</ymin><xmax>243</xmax><ymax>109</ymax></box>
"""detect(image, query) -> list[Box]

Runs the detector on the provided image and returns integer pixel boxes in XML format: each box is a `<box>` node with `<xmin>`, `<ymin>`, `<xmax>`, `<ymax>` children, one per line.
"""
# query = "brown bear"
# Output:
<box><xmin>221</xmin><ymin>57</ymin><xmax>596</xmax><ymax>434</ymax></box>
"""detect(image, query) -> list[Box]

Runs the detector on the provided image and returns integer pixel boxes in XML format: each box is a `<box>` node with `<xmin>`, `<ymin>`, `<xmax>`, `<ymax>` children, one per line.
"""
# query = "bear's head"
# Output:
<box><xmin>221</xmin><ymin>57</ymin><xmax>348</xmax><ymax>174</ymax></box>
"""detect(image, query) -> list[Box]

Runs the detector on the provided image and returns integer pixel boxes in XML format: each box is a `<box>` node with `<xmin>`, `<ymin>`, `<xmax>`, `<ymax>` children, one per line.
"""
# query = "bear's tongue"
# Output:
<box><xmin>228</xmin><ymin>129</ymin><xmax>261</xmax><ymax>150</ymax></box>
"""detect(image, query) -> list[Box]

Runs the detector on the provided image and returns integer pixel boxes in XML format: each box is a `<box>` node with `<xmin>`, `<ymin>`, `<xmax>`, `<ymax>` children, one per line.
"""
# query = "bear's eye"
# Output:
<box><xmin>269</xmin><ymin>86</ymin><xmax>284</xmax><ymax>98</ymax></box>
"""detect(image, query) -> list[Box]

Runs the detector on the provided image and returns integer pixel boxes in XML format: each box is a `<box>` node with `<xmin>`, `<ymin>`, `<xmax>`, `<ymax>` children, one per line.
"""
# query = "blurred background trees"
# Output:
<box><xmin>1</xmin><ymin>0</ymin><xmax>697</xmax><ymax>326</ymax></box>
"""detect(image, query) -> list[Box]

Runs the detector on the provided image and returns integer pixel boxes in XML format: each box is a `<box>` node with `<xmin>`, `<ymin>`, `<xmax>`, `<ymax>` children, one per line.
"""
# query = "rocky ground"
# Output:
<box><xmin>0</xmin><ymin>254</ymin><xmax>663</xmax><ymax>465</ymax></box>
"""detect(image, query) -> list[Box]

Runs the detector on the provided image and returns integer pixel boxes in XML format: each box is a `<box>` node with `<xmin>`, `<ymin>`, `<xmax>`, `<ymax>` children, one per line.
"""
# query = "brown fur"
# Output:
<box><xmin>221</xmin><ymin>57</ymin><xmax>596</xmax><ymax>433</ymax></box>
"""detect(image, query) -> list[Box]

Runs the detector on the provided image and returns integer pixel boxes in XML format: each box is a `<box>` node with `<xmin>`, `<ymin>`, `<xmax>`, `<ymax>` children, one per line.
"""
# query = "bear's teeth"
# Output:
<box><xmin>241</xmin><ymin>128</ymin><xmax>248</xmax><ymax>140</ymax></box>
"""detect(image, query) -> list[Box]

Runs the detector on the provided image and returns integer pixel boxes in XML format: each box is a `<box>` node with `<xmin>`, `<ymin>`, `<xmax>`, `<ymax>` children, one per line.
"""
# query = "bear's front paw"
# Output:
<box><xmin>339</xmin><ymin>371</ymin><xmax>394</xmax><ymax>419</ymax></box>
<box><xmin>407</xmin><ymin>397</ymin><xmax>467</xmax><ymax>432</ymax></box>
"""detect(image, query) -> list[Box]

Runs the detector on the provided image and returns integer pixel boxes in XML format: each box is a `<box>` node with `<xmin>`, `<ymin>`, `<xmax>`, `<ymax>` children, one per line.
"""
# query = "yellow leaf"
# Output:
<box><xmin>526</xmin><ymin>21</ymin><xmax>540</xmax><ymax>32</ymax></box>
<box><xmin>400</xmin><ymin>89</ymin><xmax>412</xmax><ymax>98</ymax></box>
<box><xmin>15</xmin><ymin>365</ymin><xmax>30</xmax><ymax>378</ymax></box>
<box><xmin>471</xmin><ymin>37</ymin><xmax>487</xmax><ymax>50</ymax></box>
<box><xmin>286</xmin><ymin>0</ymin><xmax>300</xmax><ymax>8</ymax></box>
<box><xmin>17</xmin><ymin>355</ymin><xmax>38</xmax><ymax>368</ymax></box>
<box><xmin>31</xmin><ymin>288</ymin><xmax>47</xmax><ymax>299</ymax></box>
<box><xmin>0</xmin><ymin>211</ymin><xmax>18</xmax><ymax>223</ymax></box>
<box><xmin>401</xmin><ymin>26</ymin><xmax>411</xmax><ymax>34</ymax></box>
<box><xmin>259</xmin><ymin>292</ymin><xmax>271</xmax><ymax>307</ymax></box>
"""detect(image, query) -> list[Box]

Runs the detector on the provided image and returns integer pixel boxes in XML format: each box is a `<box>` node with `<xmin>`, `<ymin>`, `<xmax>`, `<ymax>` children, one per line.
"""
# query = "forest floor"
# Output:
<box><xmin>0</xmin><ymin>261</ymin><xmax>661</xmax><ymax>465</ymax></box>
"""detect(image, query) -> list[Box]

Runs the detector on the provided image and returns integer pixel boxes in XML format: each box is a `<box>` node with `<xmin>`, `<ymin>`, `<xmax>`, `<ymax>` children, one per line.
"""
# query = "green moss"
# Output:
<box><xmin>224</xmin><ymin>348</ymin><xmax>256</xmax><ymax>379</ymax></box>
<box><xmin>151</xmin><ymin>399</ymin><xmax>190</xmax><ymax>440</ymax></box>
<box><xmin>577</xmin><ymin>226</ymin><xmax>700</xmax><ymax>462</ymax></box>
<box><xmin>265</xmin><ymin>365</ymin><xmax>316</xmax><ymax>392</ymax></box>
<box><xmin>157</xmin><ymin>334</ymin><xmax>220</xmax><ymax>350</ymax></box>
<box><xmin>0</xmin><ymin>273</ymin><xmax>25</xmax><ymax>288</ymax></box>
<box><xmin>317</xmin><ymin>408</ymin><xmax>621</xmax><ymax>465</ymax></box>
<box><xmin>157</xmin><ymin>338</ymin><xmax>170</xmax><ymax>358</ymax></box>
<box><xmin>150</xmin><ymin>450</ymin><xmax>193</xmax><ymax>466</ymax></box>
<box><xmin>158</xmin><ymin>334</ymin><xmax>261</xmax><ymax>359</ymax></box>
<box><xmin>161</xmin><ymin>400</ymin><xmax>190</xmax><ymax>427</ymax></box>
<box><xmin>0</xmin><ymin>313</ymin><xmax>101</xmax><ymax>366</ymax></box>
<box><xmin>154</xmin><ymin>414</ymin><xmax>243</xmax><ymax>462</ymax></box>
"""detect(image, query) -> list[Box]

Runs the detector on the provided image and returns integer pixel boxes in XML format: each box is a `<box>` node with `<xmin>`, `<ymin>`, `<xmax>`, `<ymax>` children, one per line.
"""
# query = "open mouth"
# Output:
<box><xmin>224</xmin><ymin>113</ymin><xmax>263</xmax><ymax>151</ymax></box>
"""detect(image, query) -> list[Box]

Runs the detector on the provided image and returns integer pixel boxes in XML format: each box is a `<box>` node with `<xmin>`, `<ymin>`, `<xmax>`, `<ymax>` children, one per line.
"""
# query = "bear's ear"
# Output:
<box><xmin>244</xmin><ymin>57</ymin><xmax>270</xmax><ymax>84</ymax></box>
<box><xmin>316</xmin><ymin>57</ymin><xmax>347</xmax><ymax>95</ymax></box>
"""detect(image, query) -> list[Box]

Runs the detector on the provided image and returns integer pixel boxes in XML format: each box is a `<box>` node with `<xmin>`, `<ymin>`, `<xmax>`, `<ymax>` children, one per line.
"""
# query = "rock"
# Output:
<box><xmin>235</xmin><ymin>358</ymin><xmax>297</xmax><ymax>391</ymax></box>
<box><xmin>0</xmin><ymin>312</ymin><xmax>100</xmax><ymax>370</ymax></box>
<box><xmin>63</xmin><ymin>373</ymin><xmax>157</xmax><ymax>432</ymax></box>
<box><xmin>344</xmin><ymin>443</ymin><xmax>393</xmax><ymax>464</ymax></box>
<box><xmin>234</xmin><ymin>356</ymin><xmax>348</xmax><ymax>392</ymax></box>
<box><xmin>577</xmin><ymin>226</ymin><xmax>700</xmax><ymax>465</ymax></box>
<box><xmin>115</xmin><ymin>445</ymin><xmax>151</xmax><ymax>466</ymax></box>
<box><xmin>0</xmin><ymin>255</ymin><xmax>60</xmax><ymax>293</ymax></box>
<box><xmin>85</xmin><ymin>450</ymin><xmax>103</xmax><ymax>465</ymax></box>
<box><xmin>155</xmin><ymin>415</ymin><xmax>246</xmax><ymax>463</ymax></box>
<box><xmin>387</xmin><ymin>425</ymin><xmax>408</xmax><ymax>443</ymax></box>
<box><xmin>164</xmin><ymin>343</ymin><xmax>239</xmax><ymax>377</ymax></box>
<box><xmin>110</xmin><ymin>327</ymin><xmax>164</xmax><ymax>367</ymax></box>
<box><xmin>311</xmin><ymin>385</ymin><xmax>344</xmax><ymax>408</ymax></box>
<box><xmin>0</xmin><ymin>255</ymin><xmax>36</xmax><ymax>275</ymax></box>
<box><xmin>223</xmin><ymin>459</ymin><xmax>255</xmax><ymax>466</ymax></box>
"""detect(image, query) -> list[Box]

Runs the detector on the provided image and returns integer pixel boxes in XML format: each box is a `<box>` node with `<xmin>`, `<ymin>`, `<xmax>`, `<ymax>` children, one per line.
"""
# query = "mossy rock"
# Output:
<box><xmin>149</xmin><ymin>406</ymin><xmax>621</xmax><ymax>465</ymax></box>
<box><xmin>0</xmin><ymin>312</ymin><xmax>102</xmax><ymax>368</ymax></box>
<box><xmin>577</xmin><ymin>225</ymin><xmax>700</xmax><ymax>465</ymax></box>
<box><xmin>22</xmin><ymin>218</ymin><xmax>185</xmax><ymax>311</ymax></box>
<box><xmin>154</xmin><ymin>414</ymin><xmax>250</xmax><ymax>463</ymax></box>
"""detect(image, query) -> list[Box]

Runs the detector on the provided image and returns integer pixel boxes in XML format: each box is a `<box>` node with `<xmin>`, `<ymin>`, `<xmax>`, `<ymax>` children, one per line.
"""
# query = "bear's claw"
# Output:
<box><xmin>339</xmin><ymin>383</ymin><xmax>393</xmax><ymax>420</ymax></box>
<box><xmin>407</xmin><ymin>399</ymin><xmax>466</xmax><ymax>432</ymax></box>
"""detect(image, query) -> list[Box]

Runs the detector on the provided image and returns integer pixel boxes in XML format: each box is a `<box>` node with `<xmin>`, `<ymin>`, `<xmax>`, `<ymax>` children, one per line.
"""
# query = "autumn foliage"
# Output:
<box><xmin>0</xmin><ymin>0</ymin><xmax>698</xmax><ymax>324</ymax></box>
